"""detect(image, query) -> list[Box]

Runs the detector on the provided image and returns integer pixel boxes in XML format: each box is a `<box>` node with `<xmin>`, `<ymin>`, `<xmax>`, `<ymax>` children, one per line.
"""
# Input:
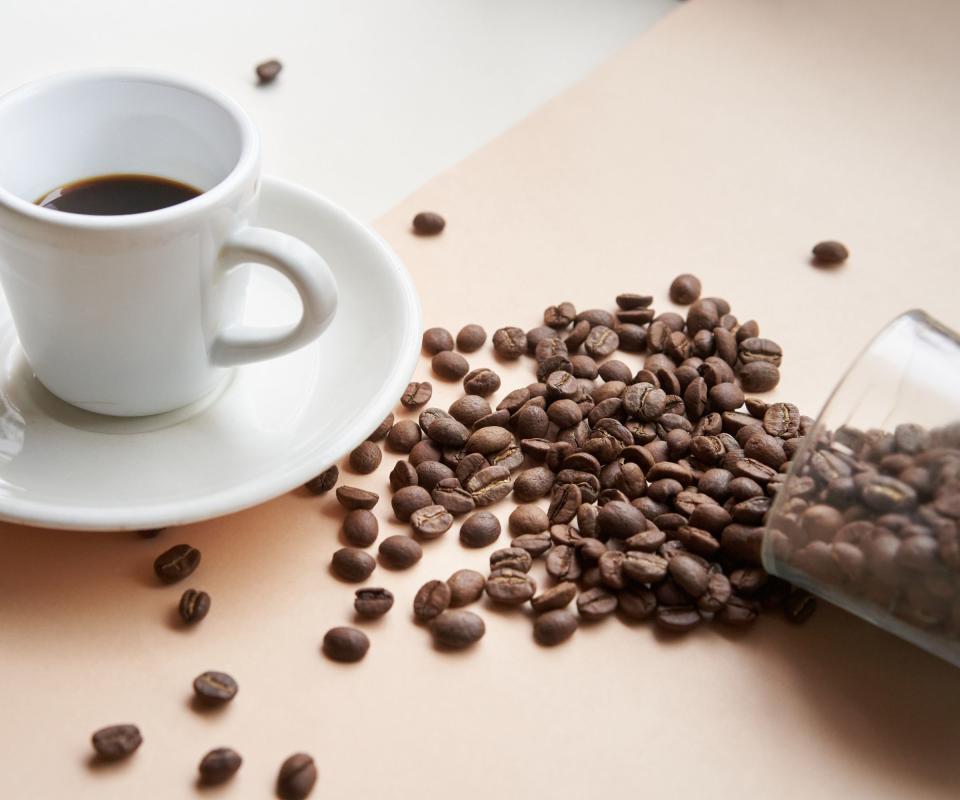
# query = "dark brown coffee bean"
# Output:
<box><xmin>669</xmin><ymin>273</ymin><xmax>701</xmax><ymax>305</ymax></box>
<box><xmin>386</xmin><ymin>419</ymin><xmax>422</xmax><ymax>452</ymax></box>
<box><xmin>415</xmin><ymin>460</ymin><xmax>454</xmax><ymax>492</ymax></box>
<box><xmin>455</xmin><ymin>453</ymin><xmax>489</xmax><ymax>486</ymax></box>
<box><xmin>616</xmin><ymin>309</ymin><xmax>655</xmax><ymax>326</ymax></box>
<box><xmin>138</xmin><ymin>528</ymin><xmax>163</xmax><ymax>538</ymax></box>
<box><xmin>354</xmin><ymin>587</ymin><xmax>394</xmax><ymax>618</ymax></box>
<box><xmin>530</xmin><ymin>581</ymin><xmax>578</xmax><ymax>613</ymax></box>
<box><xmin>739</xmin><ymin>337</ymin><xmax>783</xmax><ymax>367</ymax></box>
<box><xmin>563</xmin><ymin>318</ymin><xmax>591</xmax><ymax>351</ymax></box>
<box><xmin>736</xmin><ymin>320</ymin><xmax>760</xmax><ymax>342</ymax></box>
<box><xmin>534</xmin><ymin>609</ymin><xmax>578</xmax><ymax>645</ymax></box>
<box><xmin>413</xmin><ymin>580</ymin><xmax>452</xmax><ymax>622</ymax></box>
<box><xmin>572</xmin><ymin>308</ymin><xmax>614</xmax><ymax>328</ymax></box>
<box><xmin>432</xmin><ymin>479</ymin><xmax>476</xmax><ymax>515</ymax></box>
<box><xmin>427</xmin><ymin>416</ymin><xmax>470</xmax><ymax>447</ymax></box>
<box><xmin>431</xmin><ymin>609</ymin><xmax>485</xmax><ymax>648</ymax></box>
<box><xmin>492</xmin><ymin>326</ymin><xmax>528</xmax><ymax>359</ymax></box>
<box><xmin>256</xmin><ymin>59</ymin><xmax>282</xmax><ymax>84</ymax></box>
<box><xmin>432</xmin><ymin>351</ymin><xmax>470</xmax><ymax>381</ymax></box>
<box><xmin>304</xmin><ymin>465</ymin><xmax>338</xmax><ymax>494</ymax></box>
<box><xmin>447</xmin><ymin>396</ymin><xmax>490</xmax><ymax>428</ymax></box>
<box><xmin>544</xmin><ymin>544</ymin><xmax>581</xmax><ymax>581</ymax></box>
<box><xmin>535</xmin><ymin>336</ymin><xmax>569</xmax><ymax>363</ymax></box>
<box><xmin>91</xmin><ymin>724</ymin><xmax>142</xmax><ymax>760</ymax></box>
<box><xmin>783</xmin><ymin>590</ymin><xmax>818</xmax><ymax>623</ymax></box>
<box><xmin>569</xmin><ymin>354</ymin><xmax>599</xmax><ymax>379</ymax></box>
<box><xmin>490</xmin><ymin>546</ymin><xmax>533</xmax><ymax>573</ymax></box>
<box><xmin>861</xmin><ymin>474</ymin><xmax>917</xmax><ymax>512</ymax></box>
<box><xmin>465</xmin><ymin>426</ymin><xmax>512</xmax><ymax>455</ymax></box>
<box><xmin>486</xmin><ymin>569</ymin><xmax>536</xmax><ymax>604</ymax></box>
<box><xmin>412</xmin><ymin>211</ymin><xmax>446</xmax><ymax>236</ymax></box>
<box><xmin>509</xmin><ymin>467</ymin><xmax>553</xmax><ymax>503</ymax></box>
<box><xmin>410</xmin><ymin>504</ymin><xmax>454</xmax><ymax>538</ymax></box>
<box><xmin>597</xmin><ymin>550</ymin><xmax>627</xmax><ymax>589</ymax></box>
<box><xmin>622</xmin><ymin>551</ymin><xmax>668</xmax><ymax>582</ymax></box>
<box><xmin>718</xmin><ymin>594</ymin><xmax>759</xmax><ymax>626</ymax></box>
<box><xmin>463</xmin><ymin>368</ymin><xmax>501</xmax><ymax>396</ymax></box>
<box><xmin>547</xmin><ymin>483</ymin><xmax>581</xmax><ymax>525</ymax></box>
<box><xmin>154</xmin><ymin>544</ymin><xmax>201</xmax><ymax>584</ymax></box>
<box><xmin>668</xmin><ymin>555</ymin><xmax>710</xmax><ymax>598</ymax></box>
<box><xmin>391</xmin><ymin>485</ymin><xmax>432</xmax><ymax>522</ymax></box>
<box><xmin>401</xmin><ymin>381</ymin><xmax>433</xmax><ymax>408</ymax></box>
<box><xmin>335</xmin><ymin>486</ymin><xmax>379</xmax><ymax>511</ymax></box>
<box><xmin>459</xmin><ymin>511</ymin><xmax>501</xmax><ymax>546</ymax></box>
<box><xmin>597</xmin><ymin>500</ymin><xmax>647</xmax><ymax>538</ymax></box>
<box><xmin>277</xmin><ymin>753</ymin><xmax>317</xmax><ymax>800</ymax></box>
<box><xmin>709</xmin><ymin>382</ymin><xmax>744</xmax><ymax>413</ymax></box>
<box><xmin>739</xmin><ymin>361</ymin><xmax>780</xmax><ymax>393</ymax></box>
<box><xmin>388</xmin><ymin>462</ymin><xmax>418</xmax><ymax>493</ymax></box>
<box><xmin>198</xmin><ymin>747</ymin><xmax>242</xmax><ymax>784</ymax></box>
<box><xmin>543</xmin><ymin>302</ymin><xmax>577</xmax><ymax>329</ymax></box>
<box><xmin>513</xmin><ymin>532</ymin><xmax>553</xmax><ymax>558</ymax></box>
<box><xmin>812</xmin><ymin>240</ymin><xmax>848</xmax><ymax>264</ymax></box>
<box><xmin>655</xmin><ymin>605</ymin><xmax>700</xmax><ymax>631</ymax></box>
<box><xmin>179</xmin><ymin>589</ymin><xmax>211</xmax><ymax>625</ymax></box>
<box><xmin>378</xmin><ymin>535</ymin><xmax>423</xmax><ymax>568</ymax></box>
<box><xmin>322</xmin><ymin>626</ymin><xmax>370</xmax><ymax>663</ymax></box>
<box><xmin>456</xmin><ymin>324</ymin><xmax>486</xmax><ymax>352</ymax></box>
<box><xmin>447</xmin><ymin>569</ymin><xmax>486</xmax><ymax>606</ymax></box>
<box><xmin>465</xmin><ymin>465</ymin><xmax>512</xmax><ymax>506</ymax></box>
<box><xmin>584</xmin><ymin>325</ymin><xmax>619</xmax><ymax>358</ymax></box>
<box><xmin>618</xmin><ymin>587</ymin><xmax>657</xmax><ymax>620</ymax></box>
<box><xmin>508</xmin><ymin>504</ymin><xmax>549</xmax><ymax>535</ymax></box>
<box><xmin>331</xmin><ymin>548</ymin><xmax>376</xmax><ymax>582</ymax></box>
<box><xmin>193</xmin><ymin>671</ymin><xmax>238</xmax><ymax>704</ymax></box>
<box><xmin>422</xmin><ymin>326</ymin><xmax>454</xmax><ymax>354</ymax></box>
<box><xmin>616</xmin><ymin>293</ymin><xmax>653</xmax><ymax>309</ymax></box>
<box><xmin>577</xmin><ymin>587</ymin><xmax>618</xmax><ymax>620</ymax></box>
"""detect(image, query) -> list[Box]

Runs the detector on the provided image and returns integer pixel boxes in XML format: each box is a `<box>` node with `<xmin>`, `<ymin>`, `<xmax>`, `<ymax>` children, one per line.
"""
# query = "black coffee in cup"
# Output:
<box><xmin>36</xmin><ymin>173</ymin><xmax>201</xmax><ymax>215</ymax></box>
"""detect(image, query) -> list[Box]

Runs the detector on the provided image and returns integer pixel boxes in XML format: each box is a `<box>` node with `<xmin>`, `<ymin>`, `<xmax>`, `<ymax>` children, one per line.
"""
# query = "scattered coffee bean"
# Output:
<box><xmin>343</xmin><ymin>509</ymin><xmax>379</xmax><ymax>547</ymax></box>
<box><xmin>193</xmin><ymin>671</ymin><xmax>238</xmax><ymax>704</ymax></box>
<box><xmin>179</xmin><ymin>589</ymin><xmax>211</xmax><ymax>625</ymax></box>
<box><xmin>655</xmin><ymin>605</ymin><xmax>701</xmax><ymax>632</ymax></box>
<box><xmin>401</xmin><ymin>381</ymin><xmax>433</xmax><ymax>408</ymax></box>
<box><xmin>492</xmin><ymin>326</ymin><xmax>528</xmax><ymax>359</ymax></box>
<box><xmin>414</xmin><ymin>579</ymin><xmax>453</xmax><ymax>621</ymax></box>
<box><xmin>534</xmin><ymin>609</ymin><xmax>578</xmax><ymax>645</ymax></box>
<box><xmin>277</xmin><ymin>753</ymin><xmax>318</xmax><ymax>800</ymax></box>
<box><xmin>423</xmin><ymin>327</ymin><xmax>454</xmax><ymax>354</ymax></box>
<box><xmin>354</xmin><ymin>587</ymin><xmax>394</xmax><ymax>618</ymax></box>
<box><xmin>447</xmin><ymin>569</ymin><xmax>486</xmax><ymax>606</ymax></box>
<box><xmin>669</xmin><ymin>273</ymin><xmax>702</xmax><ymax>305</ymax></box>
<box><xmin>378</xmin><ymin>535</ymin><xmax>423</xmax><ymax>569</ymax></box>
<box><xmin>199</xmin><ymin>747</ymin><xmax>242</xmax><ymax>784</ymax></box>
<box><xmin>336</xmin><ymin>486</ymin><xmax>379</xmax><ymax>511</ymax></box>
<box><xmin>386</xmin><ymin>420</ymin><xmax>421</xmax><ymax>452</ymax></box>
<box><xmin>322</xmin><ymin>626</ymin><xmax>370</xmax><ymax>662</ymax></box>
<box><xmin>486</xmin><ymin>569</ymin><xmax>536</xmax><ymax>605</ymax></box>
<box><xmin>738</xmin><ymin>361</ymin><xmax>780</xmax><ymax>393</ymax></box>
<box><xmin>530</xmin><ymin>581</ymin><xmax>578</xmax><ymax>613</ymax></box>
<box><xmin>331</xmin><ymin>548</ymin><xmax>376</xmax><ymax>582</ymax></box>
<box><xmin>392</xmin><ymin>485</ymin><xmax>433</xmax><ymax>522</ymax></box>
<box><xmin>154</xmin><ymin>544</ymin><xmax>201</xmax><ymax>584</ymax></box>
<box><xmin>256</xmin><ymin>59</ymin><xmax>282</xmax><ymax>84</ymax></box>
<box><xmin>433</xmin><ymin>351</ymin><xmax>470</xmax><ymax>381</ymax></box>
<box><xmin>368</xmin><ymin>414</ymin><xmax>394</xmax><ymax>442</ymax></box>
<box><xmin>413</xmin><ymin>212</ymin><xmax>446</xmax><ymax>236</ymax></box>
<box><xmin>811</xmin><ymin>240</ymin><xmax>848</xmax><ymax>265</ymax></box>
<box><xmin>577</xmin><ymin>587</ymin><xmax>618</xmax><ymax>620</ymax></box>
<box><xmin>430</xmin><ymin>610</ymin><xmax>485</xmax><ymax>648</ymax></box>
<box><xmin>411</xmin><ymin>504</ymin><xmax>454</xmax><ymax>538</ymax></box>
<box><xmin>456</xmin><ymin>324</ymin><xmax>487</xmax><ymax>352</ymax></box>
<box><xmin>91</xmin><ymin>724</ymin><xmax>142</xmax><ymax>760</ymax></box>
<box><xmin>509</xmin><ymin>504</ymin><xmax>550</xmax><ymax>535</ymax></box>
<box><xmin>349</xmin><ymin>441</ymin><xmax>382</xmax><ymax>474</ymax></box>
<box><xmin>459</xmin><ymin>511</ymin><xmax>501</xmax><ymax>547</ymax></box>
<box><xmin>304</xmin><ymin>465</ymin><xmax>338</xmax><ymax>494</ymax></box>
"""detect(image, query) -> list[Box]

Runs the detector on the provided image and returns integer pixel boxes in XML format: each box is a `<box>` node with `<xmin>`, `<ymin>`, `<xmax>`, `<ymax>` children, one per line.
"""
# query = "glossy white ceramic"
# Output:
<box><xmin>0</xmin><ymin>70</ymin><xmax>338</xmax><ymax>416</ymax></box>
<box><xmin>0</xmin><ymin>175</ymin><xmax>420</xmax><ymax>530</ymax></box>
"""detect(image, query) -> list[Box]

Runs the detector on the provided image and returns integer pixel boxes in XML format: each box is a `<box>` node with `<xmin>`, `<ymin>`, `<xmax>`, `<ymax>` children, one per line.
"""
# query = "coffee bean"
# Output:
<box><xmin>422</xmin><ymin>327</ymin><xmax>454</xmax><ymax>355</ymax></box>
<box><xmin>447</xmin><ymin>569</ymin><xmax>486</xmax><ymax>606</ymax></box>
<box><xmin>277</xmin><ymin>753</ymin><xmax>318</xmax><ymax>800</ymax></box>
<box><xmin>378</xmin><ymin>535</ymin><xmax>423</xmax><ymax>569</ymax></box>
<box><xmin>456</xmin><ymin>324</ymin><xmax>486</xmax><ymax>352</ymax></box>
<box><xmin>616</xmin><ymin>293</ymin><xmax>653</xmax><ymax>310</ymax></box>
<box><xmin>427</xmin><ymin>416</ymin><xmax>470</xmax><ymax>447</ymax></box>
<box><xmin>179</xmin><ymin>589</ymin><xmax>211</xmax><ymax>625</ymax></box>
<box><xmin>577</xmin><ymin>587</ymin><xmax>618</xmax><ymax>620</ymax></box>
<box><xmin>387</xmin><ymin>462</ymin><xmax>417</xmax><ymax>493</ymax></box>
<box><xmin>322</xmin><ymin>626</ymin><xmax>370</xmax><ymax>662</ymax></box>
<box><xmin>465</xmin><ymin>426</ymin><xmax>512</xmax><ymax>455</ymax></box>
<box><xmin>548</xmin><ymin>483</ymin><xmax>582</xmax><ymax>525</ymax></box>
<box><xmin>414</xmin><ymin>579</ymin><xmax>452</xmax><ymax>621</ymax></box>
<box><xmin>709</xmin><ymin>382</ymin><xmax>744</xmax><ymax>412</ymax></box>
<box><xmin>530</xmin><ymin>582</ymin><xmax>578</xmax><ymax>613</ymax></box>
<box><xmin>255</xmin><ymin>59</ymin><xmax>282</xmax><ymax>84</ymax></box>
<box><xmin>513</xmin><ymin>467</ymin><xmax>556</xmax><ymax>502</ymax></box>
<box><xmin>512</xmin><ymin>532</ymin><xmax>553</xmax><ymax>557</ymax></box>
<box><xmin>545</xmin><ymin>544</ymin><xmax>581</xmax><ymax>581</ymax></box>
<box><xmin>459</xmin><ymin>511</ymin><xmax>501</xmax><ymax>547</ymax></box>
<box><xmin>534</xmin><ymin>609</ymin><xmax>578</xmax><ymax>645</ymax></box>
<box><xmin>410</xmin><ymin>504</ymin><xmax>454</xmax><ymax>538</ymax></box>
<box><xmin>432</xmin><ymin>351</ymin><xmax>469</xmax><ymax>381</ymax></box>
<box><xmin>584</xmin><ymin>325</ymin><xmax>619</xmax><ymax>358</ymax></box>
<box><xmin>597</xmin><ymin>501</ymin><xmax>646</xmax><ymax>538</ymax></box>
<box><xmin>615</xmin><ymin>323</ymin><xmax>647</xmax><ymax>352</ymax></box>
<box><xmin>618</xmin><ymin>587</ymin><xmax>658</xmax><ymax>620</ymax></box>
<box><xmin>465</xmin><ymin>465</ymin><xmax>512</xmax><ymax>506</ymax></box>
<box><xmin>655</xmin><ymin>605</ymin><xmax>700</xmax><ymax>632</ymax></box>
<box><xmin>783</xmin><ymin>590</ymin><xmax>817</xmax><ymax>623</ymax></box>
<box><xmin>698</xmin><ymin>571</ymin><xmax>732</xmax><ymax>612</ymax></box>
<box><xmin>413</xmin><ymin>211</ymin><xmax>446</xmax><ymax>236</ymax></box>
<box><xmin>455</xmin><ymin>453</ymin><xmax>489</xmax><ymax>486</ymax></box>
<box><xmin>154</xmin><ymin>544</ymin><xmax>201</xmax><ymax>584</ymax></box>
<box><xmin>354</xmin><ymin>587</ymin><xmax>394</xmax><ymax>618</ymax></box>
<box><xmin>430</xmin><ymin>610</ymin><xmax>485</xmax><ymax>648</ymax></box>
<box><xmin>386</xmin><ymin>419</ymin><xmax>422</xmax><ymax>452</ymax></box>
<box><xmin>486</xmin><ymin>569</ymin><xmax>536</xmax><ymax>604</ymax></box>
<box><xmin>718</xmin><ymin>594</ymin><xmax>759</xmax><ymax>626</ymax></box>
<box><xmin>433</xmin><ymin>478</ymin><xmax>477</xmax><ymax>515</ymax></box>
<box><xmin>391</xmin><ymin>485</ymin><xmax>432</xmax><ymax>522</ymax></box>
<box><xmin>336</xmin><ymin>485</ymin><xmax>379</xmax><ymax>510</ymax></box>
<box><xmin>543</xmin><ymin>302</ymin><xmax>576</xmax><ymax>329</ymax></box>
<box><xmin>416</xmin><ymin>460</ymin><xmax>454</xmax><ymax>492</ymax></box>
<box><xmin>493</xmin><ymin>327</ymin><xmax>528</xmax><ymax>359</ymax></box>
<box><xmin>304</xmin><ymin>465</ymin><xmax>339</xmax><ymax>494</ymax></box>
<box><xmin>812</xmin><ymin>240</ymin><xmax>848</xmax><ymax>265</ymax></box>
<box><xmin>668</xmin><ymin>555</ymin><xmax>709</xmax><ymax>598</ymax></box>
<box><xmin>331</xmin><ymin>547</ymin><xmax>376</xmax><ymax>582</ymax></box>
<box><xmin>199</xmin><ymin>747</ymin><xmax>242</xmax><ymax>784</ymax></box>
<box><xmin>739</xmin><ymin>337</ymin><xmax>783</xmax><ymax>367</ymax></box>
<box><xmin>622</xmin><ymin>551</ymin><xmax>668</xmax><ymax>582</ymax></box>
<box><xmin>91</xmin><ymin>724</ymin><xmax>142</xmax><ymax>760</ymax></box>
<box><xmin>739</xmin><ymin>361</ymin><xmax>780</xmax><ymax>392</ymax></box>
<box><xmin>669</xmin><ymin>273</ymin><xmax>701</xmax><ymax>305</ymax></box>
<box><xmin>464</xmin><ymin>368</ymin><xmax>501</xmax><ymax>396</ymax></box>
<box><xmin>401</xmin><ymin>381</ymin><xmax>433</xmax><ymax>408</ymax></box>
<box><xmin>491</xmin><ymin>546</ymin><xmax>533</xmax><ymax>573</ymax></box>
<box><xmin>508</xmin><ymin>504</ymin><xmax>550</xmax><ymax>535</ymax></box>
<box><xmin>193</xmin><ymin>671</ymin><xmax>238</xmax><ymax>704</ymax></box>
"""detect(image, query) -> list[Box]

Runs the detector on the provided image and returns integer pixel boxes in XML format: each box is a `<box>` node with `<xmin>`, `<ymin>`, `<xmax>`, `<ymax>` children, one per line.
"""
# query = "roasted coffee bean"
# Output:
<box><xmin>305</xmin><ymin>465</ymin><xmax>339</xmax><ymax>494</ymax></box>
<box><xmin>736</xmin><ymin>320</ymin><xmax>760</xmax><ymax>342</ymax></box>
<box><xmin>530</xmin><ymin>581</ymin><xmax>578</xmax><ymax>613</ymax></box>
<box><xmin>597</xmin><ymin>500</ymin><xmax>647</xmax><ymax>538</ymax></box>
<box><xmin>617</xmin><ymin>309</ymin><xmax>655</xmax><ymax>326</ymax></box>
<box><xmin>548</xmin><ymin>483</ymin><xmax>582</xmax><ymax>525</ymax></box>
<box><xmin>422</xmin><ymin>326</ymin><xmax>454</xmax><ymax>354</ymax></box>
<box><xmin>462</xmin><ymin>465</ymin><xmax>511</xmax><ymax>506</ymax></box>
<box><xmin>401</xmin><ymin>381</ymin><xmax>433</xmax><ymax>408</ymax></box>
<box><xmin>464</xmin><ymin>368</ymin><xmax>501</xmax><ymax>396</ymax></box>
<box><xmin>410</xmin><ymin>504</ymin><xmax>454</xmax><ymax>538</ymax></box>
<box><xmin>574</xmin><ymin>308</ymin><xmax>615</xmax><ymax>328</ymax></box>
<box><xmin>564</xmin><ymin>319</ymin><xmax>592</xmax><ymax>351</ymax></box>
<box><xmin>193</xmin><ymin>671</ymin><xmax>238</xmax><ymax>704</ymax></box>
<box><xmin>448</xmin><ymin>395</ymin><xmax>491</xmax><ymax>427</ymax></box>
<box><xmin>431</xmin><ymin>610</ymin><xmax>485</xmax><ymax>648</ymax></box>
<box><xmin>415</xmin><ymin>461</ymin><xmax>454</xmax><ymax>492</ymax></box>
<box><xmin>378</xmin><ymin>535</ymin><xmax>423</xmax><ymax>568</ymax></box>
<box><xmin>490</xmin><ymin>443</ymin><xmax>523</xmax><ymax>471</ymax></box>
<box><xmin>577</xmin><ymin>587</ymin><xmax>618</xmax><ymax>620</ymax></box>
<box><xmin>709</xmin><ymin>382</ymin><xmax>744</xmax><ymax>413</ymax></box>
<box><xmin>154</xmin><ymin>544</ymin><xmax>201</xmax><ymax>584</ymax></box>
<box><xmin>256</xmin><ymin>59</ymin><xmax>283</xmax><ymax>84</ymax></box>
<box><xmin>413</xmin><ymin>211</ymin><xmax>446</xmax><ymax>236</ymax></box>
<box><xmin>464</xmin><ymin>426</ymin><xmax>511</xmax><ymax>456</ymax></box>
<box><xmin>419</xmin><ymin>406</ymin><xmax>453</xmax><ymax>433</ymax></box>
<box><xmin>454</xmin><ymin>453</ymin><xmax>488</xmax><ymax>485</ymax></box>
<box><xmin>783</xmin><ymin>590</ymin><xmax>817</xmax><ymax>623</ymax></box>
<box><xmin>459</xmin><ymin>511</ymin><xmax>501</xmax><ymax>547</ymax></box>
<box><xmin>512</xmin><ymin>532</ymin><xmax>553</xmax><ymax>558</ymax></box>
<box><xmin>508</xmin><ymin>504</ymin><xmax>549</xmax><ymax>536</ymax></box>
<box><xmin>514</xmin><ymin>404</ymin><xmax>550</xmax><ymax>439</ymax></box>
<box><xmin>432</xmin><ymin>351</ymin><xmax>470</xmax><ymax>380</ymax></box>
<box><xmin>91</xmin><ymin>724</ymin><xmax>142</xmax><ymax>760</ymax></box>
<box><xmin>198</xmin><ymin>747</ymin><xmax>242</xmax><ymax>784</ymax></box>
<box><xmin>447</xmin><ymin>569</ymin><xmax>486</xmax><ymax>606</ymax></box>
<box><xmin>486</xmin><ymin>569</ymin><xmax>537</xmax><ymax>604</ymax></box>
<box><xmin>335</xmin><ymin>486</ymin><xmax>379</xmax><ymax>511</ymax></box>
<box><xmin>625</xmin><ymin>526</ymin><xmax>667</xmax><ymax>552</ymax></box>
<box><xmin>391</xmin><ymin>485</ymin><xmax>432</xmax><ymax>522</ymax></box>
<box><xmin>622</xmin><ymin>551</ymin><xmax>668</xmax><ymax>582</ymax></box>
<box><xmin>683</xmin><ymin>376</ymin><xmax>708</xmax><ymax>419</ymax></box>
<box><xmin>739</xmin><ymin>337</ymin><xmax>783</xmax><ymax>367</ymax></box>
<box><xmin>354</xmin><ymin>587</ymin><xmax>394</xmax><ymax>618</ymax></box>
<box><xmin>428</xmin><ymin>416</ymin><xmax>470</xmax><ymax>447</ymax></box>
<box><xmin>669</xmin><ymin>273</ymin><xmax>701</xmax><ymax>305</ymax></box>
<box><xmin>686</xmin><ymin>300</ymin><xmax>719</xmax><ymax>335</ymax></box>
<box><xmin>389</xmin><ymin>461</ymin><xmax>419</xmax><ymax>492</ymax></box>
<box><xmin>493</xmin><ymin>326</ymin><xmax>528</xmax><ymax>359</ymax></box>
<box><xmin>618</xmin><ymin>587</ymin><xmax>658</xmax><ymax>620</ymax></box>
<box><xmin>544</xmin><ymin>302</ymin><xmax>577</xmax><ymax>329</ymax></box>
<box><xmin>456</xmin><ymin>324</ymin><xmax>486</xmax><ymax>352</ymax></box>
<box><xmin>739</xmin><ymin>361</ymin><xmax>781</xmax><ymax>393</ymax></box>
<box><xmin>138</xmin><ymin>528</ymin><xmax>163</xmax><ymax>538</ymax></box>
<box><xmin>668</xmin><ymin>555</ymin><xmax>709</xmax><ymax>598</ymax></box>
<box><xmin>861</xmin><ymin>475</ymin><xmax>917</xmax><ymax>512</ymax></box>
<box><xmin>179</xmin><ymin>589</ymin><xmax>211</xmax><ymax>625</ymax></box>
<box><xmin>545</xmin><ymin>544</ymin><xmax>581</xmax><ymax>581</ymax></box>
<box><xmin>433</xmin><ymin>479</ymin><xmax>476</xmax><ymax>515</ymax></box>
<box><xmin>584</xmin><ymin>325</ymin><xmax>619</xmax><ymax>358</ymax></box>
<box><xmin>674</xmin><ymin>525</ymin><xmax>722</xmax><ymax>558</ymax></box>
<box><xmin>348</xmin><ymin>441</ymin><xmax>382</xmax><ymax>474</ymax></box>
<box><xmin>616</xmin><ymin>293</ymin><xmax>653</xmax><ymax>309</ymax></box>
<box><xmin>527</xmin><ymin>325</ymin><xmax>561</xmax><ymax>355</ymax></box>
<box><xmin>322</xmin><ymin>626</ymin><xmax>370</xmax><ymax>663</ymax></box>
<box><xmin>331</xmin><ymin>548</ymin><xmax>376</xmax><ymax>582</ymax></box>
<box><xmin>534</xmin><ymin>609</ymin><xmax>578</xmax><ymax>645</ymax></box>
<box><xmin>277</xmin><ymin>753</ymin><xmax>317</xmax><ymax>800</ymax></box>
<box><xmin>655</xmin><ymin>605</ymin><xmax>701</xmax><ymax>632</ymax></box>
<box><xmin>490</xmin><ymin>547</ymin><xmax>533</xmax><ymax>574</ymax></box>
<box><xmin>510</xmin><ymin>467</ymin><xmax>553</xmax><ymax>503</ymax></box>
<box><xmin>569</xmin><ymin>354</ymin><xmax>598</xmax><ymax>379</ymax></box>
<box><xmin>812</xmin><ymin>240</ymin><xmax>848</xmax><ymax>264</ymax></box>
<box><xmin>729</xmin><ymin>567</ymin><xmax>768</xmax><ymax>595</ymax></box>
<box><xmin>386</xmin><ymin>419</ymin><xmax>422</xmax><ymax>452</ymax></box>
<box><xmin>598</xmin><ymin>550</ymin><xmax>627</xmax><ymax>589</ymax></box>
<box><xmin>535</xmin><ymin>336</ymin><xmax>569</xmax><ymax>363</ymax></box>
<box><xmin>414</xmin><ymin>580</ymin><xmax>452</xmax><ymax>621</ymax></box>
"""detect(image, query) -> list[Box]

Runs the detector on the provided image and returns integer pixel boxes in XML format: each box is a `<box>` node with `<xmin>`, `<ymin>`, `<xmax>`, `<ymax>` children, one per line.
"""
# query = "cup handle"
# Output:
<box><xmin>209</xmin><ymin>226</ymin><xmax>338</xmax><ymax>367</ymax></box>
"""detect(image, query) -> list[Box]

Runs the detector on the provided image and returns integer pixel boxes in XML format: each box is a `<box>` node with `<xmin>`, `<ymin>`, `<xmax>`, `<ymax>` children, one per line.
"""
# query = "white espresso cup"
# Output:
<box><xmin>0</xmin><ymin>70</ymin><xmax>338</xmax><ymax>416</ymax></box>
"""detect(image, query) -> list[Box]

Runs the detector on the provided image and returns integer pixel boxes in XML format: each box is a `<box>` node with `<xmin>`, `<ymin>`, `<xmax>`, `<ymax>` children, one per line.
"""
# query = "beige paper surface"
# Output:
<box><xmin>3</xmin><ymin>0</ymin><xmax>960</xmax><ymax>797</ymax></box>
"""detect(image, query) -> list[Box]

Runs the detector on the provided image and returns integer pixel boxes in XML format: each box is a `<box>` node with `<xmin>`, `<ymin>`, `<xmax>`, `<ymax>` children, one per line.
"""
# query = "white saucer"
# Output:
<box><xmin>0</xmin><ymin>176</ymin><xmax>420</xmax><ymax>530</ymax></box>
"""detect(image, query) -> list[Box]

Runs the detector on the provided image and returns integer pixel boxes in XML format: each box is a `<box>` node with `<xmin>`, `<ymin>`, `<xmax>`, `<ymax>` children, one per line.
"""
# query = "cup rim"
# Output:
<box><xmin>0</xmin><ymin>68</ymin><xmax>259</xmax><ymax>230</ymax></box>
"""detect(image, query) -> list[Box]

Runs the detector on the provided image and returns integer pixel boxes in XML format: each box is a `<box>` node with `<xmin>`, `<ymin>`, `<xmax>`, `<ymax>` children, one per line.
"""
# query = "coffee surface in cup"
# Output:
<box><xmin>36</xmin><ymin>173</ymin><xmax>201</xmax><ymax>215</ymax></box>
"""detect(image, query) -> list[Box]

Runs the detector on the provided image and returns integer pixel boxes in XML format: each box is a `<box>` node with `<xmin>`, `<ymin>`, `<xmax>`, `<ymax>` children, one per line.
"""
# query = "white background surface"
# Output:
<box><xmin>0</xmin><ymin>0</ymin><xmax>676</xmax><ymax>220</ymax></box>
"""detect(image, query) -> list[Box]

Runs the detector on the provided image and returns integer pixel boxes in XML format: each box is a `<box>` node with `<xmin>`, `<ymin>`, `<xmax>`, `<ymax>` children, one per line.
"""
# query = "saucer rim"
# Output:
<box><xmin>0</xmin><ymin>174</ymin><xmax>421</xmax><ymax>531</ymax></box>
